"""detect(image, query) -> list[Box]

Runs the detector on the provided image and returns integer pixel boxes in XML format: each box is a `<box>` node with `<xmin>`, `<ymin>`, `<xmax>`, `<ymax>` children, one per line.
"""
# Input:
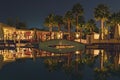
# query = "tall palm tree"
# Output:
<box><xmin>77</xmin><ymin>16</ymin><xmax>85</xmax><ymax>42</ymax></box>
<box><xmin>94</xmin><ymin>4</ymin><xmax>110</xmax><ymax>40</ymax></box>
<box><xmin>54</xmin><ymin>15</ymin><xmax>63</xmax><ymax>32</ymax></box>
<box><xmin>63</xmin><ymin>10</ymin><xmax>74</xmax><ymax>40</ymax></box>
<box><xmin>44</xmin><ymin>14</ymin><xmax>56</xmax><ymax>39</ymax></box>
<box><xmin>72</xmin><ymin>3</ymin><xmax>84</xmax><ymax>33</ymax></box>
<box><xmin>109</xmin><ymin>12</ymin><xmax>120</xmax><ymax>39</ymax></box>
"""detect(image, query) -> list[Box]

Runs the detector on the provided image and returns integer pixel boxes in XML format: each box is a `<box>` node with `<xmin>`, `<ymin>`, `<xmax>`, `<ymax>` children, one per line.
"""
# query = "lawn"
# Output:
<box><xmin>39</xmin><ymin>39</ymin><xmax>85</xmax><ymax>53</ymax></box>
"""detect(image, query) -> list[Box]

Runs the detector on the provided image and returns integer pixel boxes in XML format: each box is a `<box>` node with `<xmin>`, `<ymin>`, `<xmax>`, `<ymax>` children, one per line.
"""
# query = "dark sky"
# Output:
<box><xmin>0</xmin><ymin>0</ymin><xmax>120</xmax><ymax>28</ymax></box>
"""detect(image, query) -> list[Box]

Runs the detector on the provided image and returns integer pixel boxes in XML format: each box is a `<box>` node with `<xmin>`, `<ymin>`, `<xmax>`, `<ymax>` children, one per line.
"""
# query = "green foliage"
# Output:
<box><xmin>94</xmin><ymin>67</ymin><xmax>110</xmax><ymax>80</ymax></box>
<box><xmin>94</xmin><ymin>4</ymin><xmax>110</xmax><ymax>21</ymax></box>
<box><xmin>72</xmin><ymin>3</ymin><xmax>84</xmax><ymax>16</ymax></box>
<box><xmin>109</xmin><ymin>11</ymin><xmax>120</xmax><ymax>26</ymax></box>
<box><xmin>54</xmin><ymin>15</ymin><xmax>64</xmax><ymax>31</ymax></box>
<box><xmin>44</xmin><ymin>14</ymin><xmax>56</xmax><ymax>31</ymax></box>
<box><xmin>44</xmin><ymin>58</ymin><xmax>59</xmax><ymax>72</ymax></box>
<box><xmin>85</xmin><ymin>19</ymin><xmax>98</xmax><ymax>34</ymax></box>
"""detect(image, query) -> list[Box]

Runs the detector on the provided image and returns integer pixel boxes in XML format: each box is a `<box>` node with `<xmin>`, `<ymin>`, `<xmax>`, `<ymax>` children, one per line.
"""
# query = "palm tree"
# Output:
<box><xmin>63</xmin><ymin>10</ymin><xmax>74</xmax><ymax>40</ymax></box>
<box><xmin>72</xmin><ymin>3</ymin><xmax>84</xmax><ymax>33</ymax></box>
<box><xmin>109</xmin><ymin>12</ymin><xmax>120</xmax><ymax>39</ymax></box>
<box><xmin>78</xmin><ymin>16</ymin><xmax>85</xmax><ymax>42</ymax></box>
<box><xmin>85</xmin><ymin>19</ymin><xmax>97</xmax><ymax>34</ymax></box>
<box><xmin>54</xmin><ymin>15</ymin><xmax>63</xmax><ymax>32</ymax></box>
<box><xmin>94</xmin><ymin>4</ymin><xmax>110</xmax><ymax>40</ymax></box>
<box><xmin>44</xmin><ymin>14</ymin><xmax>56</xmax><ymax>39</ymax></box>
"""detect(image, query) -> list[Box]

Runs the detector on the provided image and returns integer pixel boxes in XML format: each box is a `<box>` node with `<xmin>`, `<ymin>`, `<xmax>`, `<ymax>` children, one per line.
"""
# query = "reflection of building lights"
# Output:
<box><xmin>51</xmin><ymin>53</ymin><xmax>54</xmax><ymax>56</ymax></box>
<box><xmin>75</xmin><ymin>50</ymin><xmax>80</xmax><ymax>54</ymax></box>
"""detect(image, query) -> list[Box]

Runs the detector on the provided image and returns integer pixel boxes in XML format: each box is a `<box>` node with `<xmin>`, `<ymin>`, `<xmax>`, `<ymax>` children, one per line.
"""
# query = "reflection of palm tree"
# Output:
<box><xmin>99</xmin><ymin>50</ymin><xmax>104</xmax><ymax>70</ymax></box>
<box><xmin>94</xmin><ymin>4</ymin><xmax>110</xmax><ymax>40</ymax></box>
<box><xmin>94</xmin><ymin>68</ymin><xmax>109</xmax><ymax>80</ymax></box>
<box><xmin>44</xmin><ymin>58</ymin><xmax>60</xmax><ymax>72</ymax></box>
<box><xmin>113</xmin><ymin>51</ymin><xmax>119</xmax><ymax>70</ymax></box>
<box><xmin>83</xmin><ymin>50</ymin><xmax>95</xmax><ymax>68</ymax></box>
<box><xmin>0</xmin><ymin>55</ymin><xmax>4</xmax><ymax>69</ymax></box>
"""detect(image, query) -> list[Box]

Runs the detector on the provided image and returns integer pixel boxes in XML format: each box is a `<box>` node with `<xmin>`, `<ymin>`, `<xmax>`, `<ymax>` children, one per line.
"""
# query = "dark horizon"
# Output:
<box><xmin>0</xmin><ymin>0</ymin><xmax>120</xmax><ymax>28</ymax></box>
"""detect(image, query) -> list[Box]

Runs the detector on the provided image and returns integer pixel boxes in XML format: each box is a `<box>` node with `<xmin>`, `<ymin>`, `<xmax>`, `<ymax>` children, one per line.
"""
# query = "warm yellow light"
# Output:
<box><xmin>76</xmin><ymin>33</ymin><xmax>79</xmax><ymax>38</ymax></box>
<box><xmin>75</xmin><ymin>50</ymin><xmax>80</xmax><ymax>54</ymax></box>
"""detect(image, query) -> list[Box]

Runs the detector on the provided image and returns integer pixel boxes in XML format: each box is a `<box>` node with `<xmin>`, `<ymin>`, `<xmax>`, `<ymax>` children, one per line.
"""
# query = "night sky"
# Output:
<box><xmin>0</xmin><ymin>0</ymin><xmax>120</xmax><ymax>28</ymax></box>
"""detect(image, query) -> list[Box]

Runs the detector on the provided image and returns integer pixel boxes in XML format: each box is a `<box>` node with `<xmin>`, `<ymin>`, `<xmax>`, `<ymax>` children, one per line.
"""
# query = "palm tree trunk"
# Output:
<box><xmin>76</xmin><ymin>15</ymin><xmax>79</xmax><ymax>33</ymax></box>
<box><xmin>49</xmin><ymin>27</ymin><xmax>52</xmax><ymax>40</ymax></box>
<box><xmin>58</xmin><ymin>24</ymin><xmax>60</xmax><ymax>32</ymax></box>
<box><xmin>114</xmin><ymin>24</ymin><xmax>119</xmax><ymax>39</ymax></box>
<box><xmin>80</xmin><ymin>29</ymin><xmax>82</xmax><ymax>42</ymax></box>
<box><xmin>68</xmin><ymin>20</ymin><xmax>71</xmax><ymax>40</ymax></box>
<box><xmin>100</xmin><ymin>19</ymin><xmax>104</xmax><ymax>40</ymax></box>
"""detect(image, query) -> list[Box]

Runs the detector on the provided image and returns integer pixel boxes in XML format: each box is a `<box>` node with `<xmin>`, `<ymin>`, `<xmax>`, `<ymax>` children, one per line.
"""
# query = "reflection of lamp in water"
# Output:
<box><xmin>75</xmin><ymin>50</ymin><xmax>80</xmax><ymax>62</ymax></box>
<box><xmin>76</xmin><ymin>33</ymin><xmax>79</xmax><ymax>39</ymax></box>
<box><xmin>75</xmin><ymin>50</ymin><xmax>80</xmax><ymax>54</ymax></box>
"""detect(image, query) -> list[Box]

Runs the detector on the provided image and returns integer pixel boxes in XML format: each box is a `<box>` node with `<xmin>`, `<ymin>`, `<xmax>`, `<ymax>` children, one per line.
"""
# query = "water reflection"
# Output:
<box><xmin>0</xmin><ymin>46</ymin><xmax>120</xmax><ymax>80</ymax></box>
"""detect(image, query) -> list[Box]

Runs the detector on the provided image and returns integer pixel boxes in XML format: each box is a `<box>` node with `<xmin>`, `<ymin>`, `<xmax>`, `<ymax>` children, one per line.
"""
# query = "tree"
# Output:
<box><xmin>94</xmin><ymin>4</ymin><xmax>110</xmax><ymax>40</ymax></box>
<box><xmin>109</xmin><ymin>12</ymin><xmax>120</xmax><ymax>39</ymax></box>
<box><xmin>44</xmin><ymin>14</ymin><xmax>56</xmax><ymax>39</ymax></box>
<box><xmin>54</xmin><ymin>15</ymin><xmax>64</xmax><ymax>32</ymax></box>
<box><xmin>85</xmin><ymin>19</ymin><xmax>97</xmax><ymax>34</ymax></box>
<box><xmin>63</xmin><ymin>10</ymin><xmax>74</xmax><ymax>40</ymax></box>
<box><xmin>78</xmin><ymin>16</ymin><xmax>85</xmax><ymax>41</ymax></box>
<box><xmin>72</xmin><ymin>3</ymin><xmax>84</xmax><ymax>32</ymax></box>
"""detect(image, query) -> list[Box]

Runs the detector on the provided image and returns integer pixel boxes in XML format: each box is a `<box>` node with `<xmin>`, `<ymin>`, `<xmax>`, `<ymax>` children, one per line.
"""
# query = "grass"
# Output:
<box><xmin>39</xmin><ymin>39</ymin><xmax>85</xmax><ymax>53</ymax></box>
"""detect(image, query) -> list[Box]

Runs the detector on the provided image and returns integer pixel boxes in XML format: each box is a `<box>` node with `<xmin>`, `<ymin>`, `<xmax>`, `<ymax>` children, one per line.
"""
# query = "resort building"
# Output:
<box><xmin>0</xmin><ymin>22</ymin><xmax>120</xmax><ymax>44</ymax></box>
<box><xmin>0</xmin><ymin>23</ymin><xmax>64</xmax><ymax>42</ymax></box>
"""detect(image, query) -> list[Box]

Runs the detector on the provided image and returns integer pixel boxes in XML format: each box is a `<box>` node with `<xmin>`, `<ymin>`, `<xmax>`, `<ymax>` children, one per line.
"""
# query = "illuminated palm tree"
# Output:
<box><xmin>63</xmin><ymin>10</ymin><xmax>74</xmax><ymax>40</ymax></box>
<box><xmin>109</xmin><ymin>12</ymin><xmax>120</xmax><ymax>39</ymax></box>
<box><xmin>85</xmin><ymin>19</ymin><xmax>97</xmax><ymax>34</ymax></box>
<box><xmin>78</xmin><ymin>16</ymin><xmax>85</xmax><ymax>42</ymax></box>
<box><xmin>72</xmin><ymin>3</ymin><xmax>84</xmax><ymax>33</ymax></box>
<box><xmin>54</xmin><ymin>15</ymin><xmax>63</xmax><ymax>32</ymax></box>
<box><xmin>44</xmin><ymin>14</ymin><xmax>56</xmax><ymax>39</ymax></box>
<box><xmin>94</xmin><ymin>4</ymin><xmax>110</xmax><ymax>40</ymax></box>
